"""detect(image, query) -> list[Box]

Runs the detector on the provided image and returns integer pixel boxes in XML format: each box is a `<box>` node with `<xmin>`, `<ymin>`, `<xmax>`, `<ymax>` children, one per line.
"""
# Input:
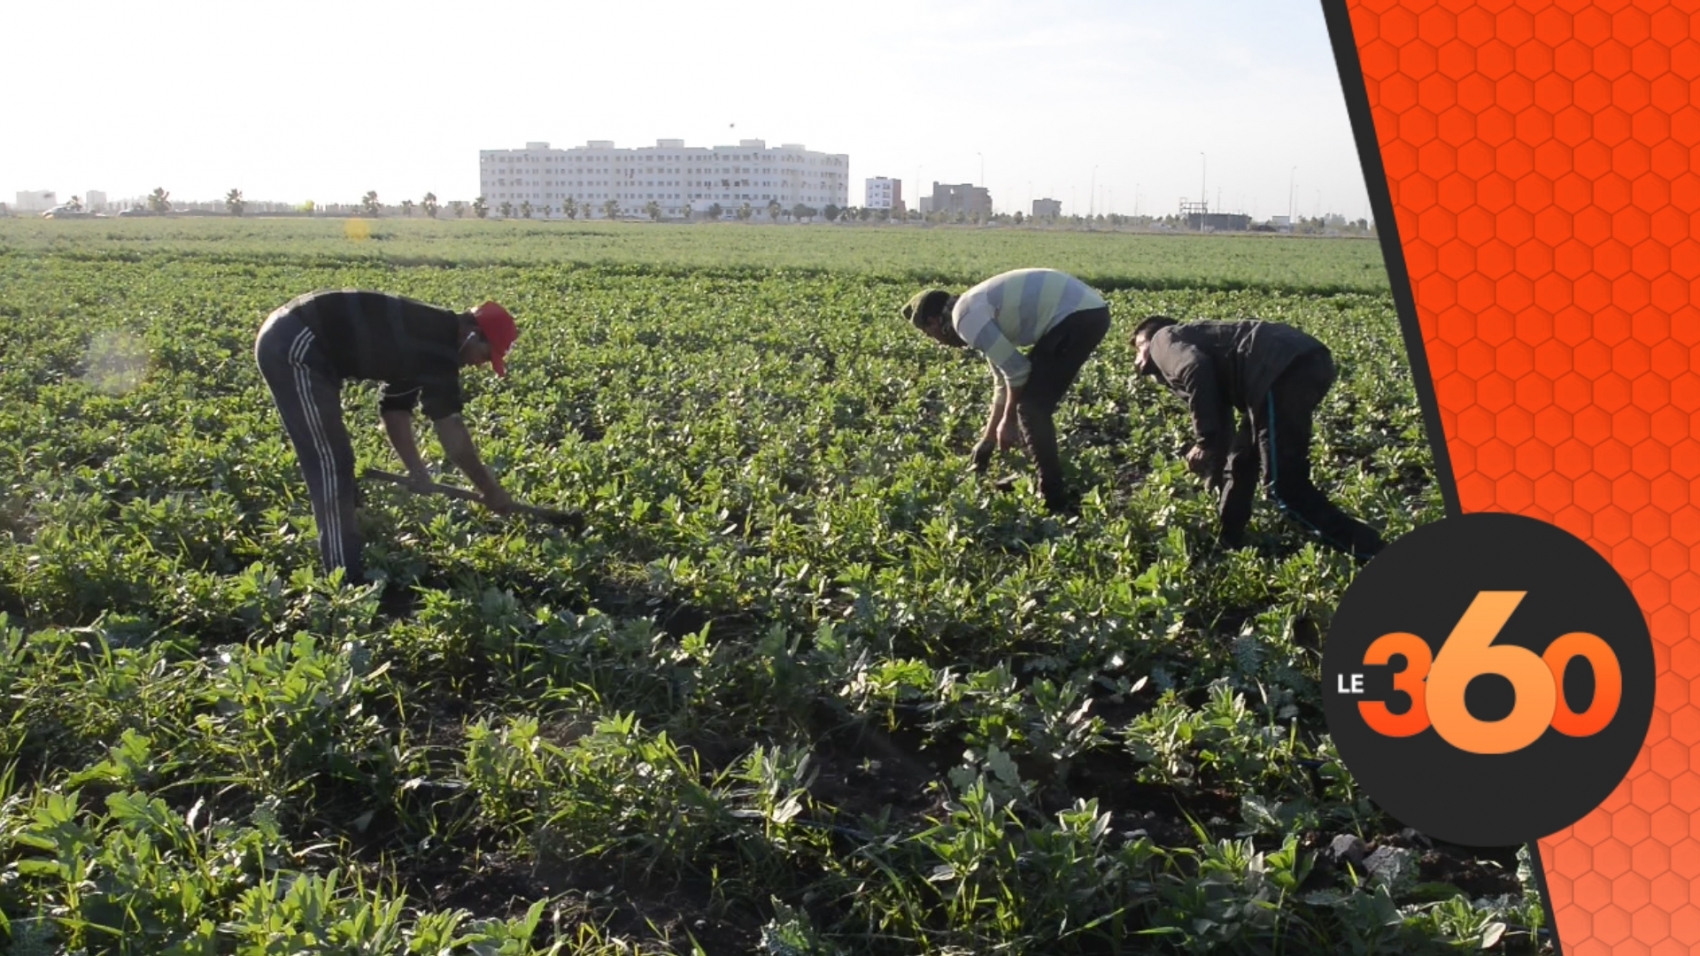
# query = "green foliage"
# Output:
<box><xmin>0</xmin><ymin>219</ymin><xmax>1533</xmax><ymax>954</ymax></box>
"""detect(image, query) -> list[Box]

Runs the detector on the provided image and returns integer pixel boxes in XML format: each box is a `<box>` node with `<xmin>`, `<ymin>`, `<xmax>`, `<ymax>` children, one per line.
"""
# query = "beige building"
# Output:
<box><xmin>926</xmin><ymin>182</ymin><xmax>992</xmax><ymax>218</ymax></box>
<box><xmin>1032</xmin><ymin>198</ymin><xmax>1062</xmax><ymax>220</ymax></box>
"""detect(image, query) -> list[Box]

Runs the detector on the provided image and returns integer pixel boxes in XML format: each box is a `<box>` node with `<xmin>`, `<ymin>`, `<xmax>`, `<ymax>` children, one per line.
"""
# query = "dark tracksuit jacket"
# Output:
<box><xmin>1144</xmin><ymin>320</ymin><xmax>1385</xmax><ymax>560</ymax></box>
<box><xmin>253</xmin><ymin>290</ymin><xmax>469</xmax><ymax>583</ymax></box>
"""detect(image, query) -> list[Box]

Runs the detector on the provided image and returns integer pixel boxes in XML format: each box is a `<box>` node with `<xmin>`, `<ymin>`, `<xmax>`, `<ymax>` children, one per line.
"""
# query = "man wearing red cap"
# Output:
<box><xmin>254</xmin><ymin>290</ymin><xmax>519</xmax><ymax>585</ymax></box>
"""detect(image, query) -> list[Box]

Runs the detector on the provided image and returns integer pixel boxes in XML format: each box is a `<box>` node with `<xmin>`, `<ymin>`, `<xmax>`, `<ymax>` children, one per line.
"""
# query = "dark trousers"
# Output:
<box><xmin>254</xmin><ymin>309</ymin><xmax>365</xmax><ymax>585</ymax></box>
<box><xmin>1016</xmin><ymin>305</ymin><xmax>1111</xmax><ymax>511</ymax></box>
<box><xmin>1220</xmin><ymin>349</ymin><xmax>1386</xmax><ymax>561</ymax></box>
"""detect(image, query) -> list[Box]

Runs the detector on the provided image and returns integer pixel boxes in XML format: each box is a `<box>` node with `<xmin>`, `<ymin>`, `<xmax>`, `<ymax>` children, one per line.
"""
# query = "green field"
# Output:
<box><xmin>0</xmin><ymin>218</ymin><xmax>1544</xmax><ymax>954</ymax></box>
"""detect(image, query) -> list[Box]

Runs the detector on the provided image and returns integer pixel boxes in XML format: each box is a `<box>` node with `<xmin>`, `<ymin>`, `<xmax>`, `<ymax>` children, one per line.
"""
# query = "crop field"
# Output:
<box><xmin>0</xmin><ymin>218</ymin><xmax>1544</xmax><ymax>954</ymax></box>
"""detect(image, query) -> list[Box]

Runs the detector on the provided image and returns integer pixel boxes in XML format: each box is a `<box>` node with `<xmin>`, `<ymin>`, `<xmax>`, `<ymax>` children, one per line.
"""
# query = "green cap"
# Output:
<box><xmin>902</xmin><ymin>289</ymin><xmax>949</xmax><ymax>328</ymax></box>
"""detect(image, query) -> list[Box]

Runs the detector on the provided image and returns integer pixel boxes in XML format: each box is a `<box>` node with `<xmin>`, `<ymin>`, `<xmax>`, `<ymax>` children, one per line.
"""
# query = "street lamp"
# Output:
<box><xmin>1090</xmin><ymin>164</ymin><xmax>1099</xmax><ymax>217</ymax></box>
<box><xmin>1199</xmin><ymin>152</ymin><xmax>1207</xmax><ymax>231</ymax></box>
<box><xmin>1288</xmin><ymin>166</ymin><xmax>1296</xmax><ymax>230</ymax></box>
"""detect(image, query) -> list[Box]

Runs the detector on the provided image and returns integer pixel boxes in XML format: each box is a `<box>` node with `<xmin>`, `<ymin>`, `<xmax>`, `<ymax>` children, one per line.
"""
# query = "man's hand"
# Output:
<box><xmin>482</xmin><ymin>485</ymin><xmax>515</xmax><ymax>515</ymax></box>
<box><xmin>1185</xmin><ymin>443</ymin><xmax>1218</xmax><ymax>479</ymax></box>
<box><xmin>971</xmin><ymin>435</ymin><xmax>995</xmax><ymax>473</ymax></box>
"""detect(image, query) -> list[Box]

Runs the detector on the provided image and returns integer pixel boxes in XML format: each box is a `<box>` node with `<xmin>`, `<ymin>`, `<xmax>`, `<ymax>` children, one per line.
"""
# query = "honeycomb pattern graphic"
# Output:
<box><xmin>1343</xmin><ymin>1</ymin><xmax>1697</xmax><ymax>953</ymax></box>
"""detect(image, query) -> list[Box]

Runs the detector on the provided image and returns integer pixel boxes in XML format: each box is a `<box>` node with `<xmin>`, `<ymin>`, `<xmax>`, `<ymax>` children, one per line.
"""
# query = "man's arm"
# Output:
<box><xmin>432</xmin><ymin>414</ymin><xmax>513</xmax><ymax>513</ymax></box>
<box><xmin>380</xmin><ymin>409</ymin><xmax>433</xmax><ymax>485</ymax></box>
<box><xmin>973</xmin><ymin>359</ymin><xmax>1010</xmax><ymax>471</ymax></box>
<box><xmin>1150</xmin><ymin>337</ymin><xmax>1231</xmax><ymax>468</ymax></box>
<box><xmin>957</xmin><ymin>306</ymin><xmax>1032</xmax><ymax>451</ymax></box>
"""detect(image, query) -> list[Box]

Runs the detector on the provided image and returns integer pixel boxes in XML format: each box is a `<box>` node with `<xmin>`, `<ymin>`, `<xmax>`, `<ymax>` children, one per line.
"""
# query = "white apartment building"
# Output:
<box><xmin>864</xmin><ymin>176</ymin><xmax>902</xmax><ymax>213</ymax></box>
<box><xmin>85</xmin><ymin>190</ymin><xmax>107</xmax><ymax>211</ymax></box>
<box><xmin>15</xmin><ymin>190</ymin><xmax>56</xmax><ymax>212</ymax></box>
<box><xmin>479</xmin><ymin>139</ymin><xmax>850</xmax><ymax>219</ymax></box>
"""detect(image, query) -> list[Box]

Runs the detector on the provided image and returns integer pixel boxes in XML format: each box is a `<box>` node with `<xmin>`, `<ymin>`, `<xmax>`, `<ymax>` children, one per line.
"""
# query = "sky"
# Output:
<box><xmin>2</xmin><ymin>0</ymin><xmax>1374</xmax><ymax>220</ymax></box>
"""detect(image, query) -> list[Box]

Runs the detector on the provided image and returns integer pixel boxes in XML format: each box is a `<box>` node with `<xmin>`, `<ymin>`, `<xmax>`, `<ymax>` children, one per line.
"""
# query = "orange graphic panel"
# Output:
<box><xmin>1338</xmin><ymin>1</ymin><xmax>1699</xmax><ymax>954</ymax></box>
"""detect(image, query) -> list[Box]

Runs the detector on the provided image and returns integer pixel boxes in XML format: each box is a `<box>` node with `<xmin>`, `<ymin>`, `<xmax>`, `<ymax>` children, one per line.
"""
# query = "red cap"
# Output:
<box><xmin>472</xmin><ymin>301</ymin><xmax>518</xmax><ymax>377</ymax></box>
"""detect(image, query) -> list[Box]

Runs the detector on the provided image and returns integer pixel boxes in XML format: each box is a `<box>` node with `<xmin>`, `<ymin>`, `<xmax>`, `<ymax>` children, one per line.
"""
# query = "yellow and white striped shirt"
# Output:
<box><xmin>952</xmin><ymin>269</ymin><xmax>1106</xmax><ymax>388</ymax></box>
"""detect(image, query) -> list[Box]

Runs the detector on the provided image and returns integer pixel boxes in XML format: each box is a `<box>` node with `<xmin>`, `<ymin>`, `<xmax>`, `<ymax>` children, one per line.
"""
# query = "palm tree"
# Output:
<box><xmin>645</xmin><ymin>200</ymin><xmax>662</xmax><ymax>221</ymax></box>
<box><xmin>148</xmin><ymin>188</ymin><xmax>172</xmax><ymax>214</ymax></box>
<box><xmin>400</xmin><ymin>199</ymin><xmax>415</xmax><ymax>217</ymax></box>
<box><xmin>738</xmin><ymin>202</ymin><xmax>752</xmax><ymax>221</ymax></box>
<box><xmin>520</xmin><ymin>200</ymin><xmax>533</xmax><ymax>219</ymax></box>
<box><xmin>451</xmin><ymin>201</ymin><xmax>467</xmax><ymax>218</ymax></box>
<box><xmin>767</xmin><ymin>199</ymin><xmax>782</xmax><ymax>222</ymax></box>
<box><xmin>472</xmin><ymin>196</ymin><xmax>488</xmax><ymax>219</ymax></box>
<box><xmin>542</xmin><ymin>204</ymin><xmax>553</xmax><ymax>219</ymax></box>
<box><xmin>708</xmin><ymin>203</ymin><xmax>723</xmax><ymax>221</ymax></box>
<box><xmin>563</xmin><ymin>197</ymin><xmax>577</xmax><ymax>220</ymax></box>
<box><xmin>225</xmin><ymin>189</ymin><xmax>245</xmax><ymax>216</ymax></box>
<box><xmin>603</xmin><ymin>199</ymin><xmax>620</xmax><ymax>220</ymax></box>
<box><xmin>500</xmin><ymin>201</ymin><xmax>514</xmax><ymax>218</ymax></box>
<box><xmin>361</xmin><ymin>191</ymin><xmax>381</xmax><ymax>217</ymax></box>
<box><xmin>422</xmin><ymin>192</ymin><xmax>439</xmax><ymax>218</ymax></box>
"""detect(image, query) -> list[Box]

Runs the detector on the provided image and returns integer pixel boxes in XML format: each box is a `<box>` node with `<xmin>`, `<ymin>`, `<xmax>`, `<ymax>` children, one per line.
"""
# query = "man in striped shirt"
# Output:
<box><xmin>904</xmin><ymin>268</ymin><xmax>1112</xmax><ymax>514</ymax></box>
<box><xmin>254</xmin><ymin>290</ymin><xmax>519</xmax><ymax>586</ymax></box>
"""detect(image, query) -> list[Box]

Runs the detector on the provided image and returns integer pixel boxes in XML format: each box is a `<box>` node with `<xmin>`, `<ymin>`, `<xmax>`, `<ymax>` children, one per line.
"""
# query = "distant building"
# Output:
<box><xmin>1270</xmin><ymin>215</ymin><xmax>1292</xmax><ymax>231</ymax></box>
<box><xmin>1032</xmin><ymin>198</ymin><xmax>1062</xmax><ymax>220</ymax></box>
<box><xmin>927</xmin><ymin>182</ymin><xmax>992</xmax><ymax>218</ymax></box>
<box><xmin>15</xmin><ymin>190</ymin><xmax>55</xmax><ymax>212</ymax></box>
<box><xmin>479</xmin><ymin>139</ymin><xmax>850</xmax><ymax>219</ymax></box>
<box><xmin>864</xmin><ymin>177</ymin><xmax>904</xmax><ymax>215</ymax></box>
<box><xmin>1187</xmin><ymin>211</ymin><xmax>1253</xmax><ymax>231</ymax></box>
<box><xmin>85</xmin><ymin>190</ymin><xmax>107</xmax><ymax>212</ymax></box>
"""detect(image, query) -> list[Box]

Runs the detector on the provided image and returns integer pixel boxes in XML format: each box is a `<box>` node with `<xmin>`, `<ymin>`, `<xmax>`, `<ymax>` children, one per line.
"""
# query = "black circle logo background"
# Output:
<box><xmin>1322</xmin><ymin>512</ymin><xmax>1655</xmax><ymax>848</ymax></box>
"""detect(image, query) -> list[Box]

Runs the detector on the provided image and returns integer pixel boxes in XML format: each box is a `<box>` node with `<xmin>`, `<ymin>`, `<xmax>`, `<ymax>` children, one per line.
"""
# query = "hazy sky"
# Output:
<box><xmin>3</xmin><ymin>0</ymin><xmax>1373</xmax><ymax>219</ymax></box>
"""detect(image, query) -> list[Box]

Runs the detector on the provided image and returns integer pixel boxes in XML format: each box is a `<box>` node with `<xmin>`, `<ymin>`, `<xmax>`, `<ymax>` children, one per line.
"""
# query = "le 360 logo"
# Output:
<box><xmin>1347</xmin><ymin>590</ymin><xmax>1622</xmax><ymax>753</ymax></box>
<box><xmin>1322</xmin><ymin>514</ymin><xmax>1653</xmax><ymax>848</ymax></box>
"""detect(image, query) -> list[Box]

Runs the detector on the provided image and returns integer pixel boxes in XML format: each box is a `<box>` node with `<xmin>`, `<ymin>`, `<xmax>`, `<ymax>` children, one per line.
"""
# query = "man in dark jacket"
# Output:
<box><xmin>1131</xmin><ymin>316</ymin><xmax>1385</xmax><ymax>562</ymax></box>
<box><xmin>254</xmin><ymin>290</ymin><xmax>519</xmax><ymax>585</ymax></box>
